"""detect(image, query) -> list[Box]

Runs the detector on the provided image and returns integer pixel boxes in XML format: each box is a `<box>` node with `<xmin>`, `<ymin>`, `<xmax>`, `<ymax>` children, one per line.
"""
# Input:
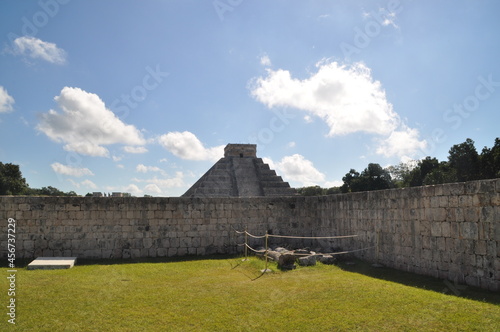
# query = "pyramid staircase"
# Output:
<box><xmin>182</xmin><ymin>144</ymin><xmax>296</xmax><ymax>197</ymax></box>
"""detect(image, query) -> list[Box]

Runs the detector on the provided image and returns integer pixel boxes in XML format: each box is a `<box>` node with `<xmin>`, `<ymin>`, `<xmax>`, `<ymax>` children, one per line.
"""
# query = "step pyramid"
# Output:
<box><xmin>182</xmin><ymin>144</ymin><xmax>296</xmax><ymax>197</ymax></box>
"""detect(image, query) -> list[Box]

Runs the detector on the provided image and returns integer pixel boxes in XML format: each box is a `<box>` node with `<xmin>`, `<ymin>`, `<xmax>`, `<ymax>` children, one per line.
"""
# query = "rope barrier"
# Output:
<box><xmin>245</xmin><ymin>243</ymin><xmax>267</xmax><ymax>253</ymax></box>
<box><xmin>268</xmin><ymin>234</ymin><xmax>358</xmax><ymax>240</ymax></box>
<box><xmin>240</xmin><ymin>242</ymin><xmax>374</xmax><ymax>256</ymax></box>
<box><xmin>233</xmin><ymin>228</ymin><xmax>358</xmax><ymax>240</ymax></box>
<box><xmin>230</xmin><ymin>225</ymin><xmax>247</xmax><ymax>234</ymax></box>
<box><xmin>245</xmin><ymin>231</ymin><xmax>267</xmax><ymax>239</ymax></box>
<box><xmin>233</xmin><ymin>228</ymin><xmax>374</xmax><ymax>265</ymax></box>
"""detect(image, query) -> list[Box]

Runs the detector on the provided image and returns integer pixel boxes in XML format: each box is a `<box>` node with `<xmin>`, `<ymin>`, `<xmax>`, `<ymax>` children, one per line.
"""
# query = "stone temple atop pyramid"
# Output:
<box><xmin>182</xmin><ymin>144</ymin><xmax>296</xmax><ymax>197</ymax></box>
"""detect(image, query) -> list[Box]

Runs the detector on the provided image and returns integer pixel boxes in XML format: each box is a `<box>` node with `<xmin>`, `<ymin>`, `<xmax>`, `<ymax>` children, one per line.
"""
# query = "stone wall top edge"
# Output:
<box><xmin>0</xmin><ymin>195</ymin><xmax>301</xmax><ymax>204</ymax></box>
<box><xmin>0</xmin><ymin>179</ymin><xmax>497</xmax><ymax>204</ymax></box>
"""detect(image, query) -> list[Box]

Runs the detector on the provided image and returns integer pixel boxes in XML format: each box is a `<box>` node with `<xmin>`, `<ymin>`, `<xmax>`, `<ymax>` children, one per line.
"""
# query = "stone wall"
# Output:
<box><xmin>0</xmin><ymin>179</ymin><xmax>499</xmax><ymax>291</ymax></box>
<box><xmin>314</xmin><ymin>179</ymin><xmax>500</xmax><ymax>291</ymax></box>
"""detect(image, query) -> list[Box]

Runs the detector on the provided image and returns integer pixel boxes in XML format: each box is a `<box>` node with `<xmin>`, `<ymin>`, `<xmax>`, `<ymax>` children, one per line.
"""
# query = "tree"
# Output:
<box><xmin>448</xmin><ymin>138</ymin><xmax>479</xmax><ymax>182</ymax></box>
<box><xmin>0</xmin><ymin>162</ymin><xmax>28</xmax><ymax>195</ymax></box>
<box><xmin>296</xmin><ymin>186</ymin><xmax>342</xmax><ymax>196</ymax></box>
<box><xmin>297</xmin><ymin>186</ymin><xmax>325</xmax><ymax>196</ymax></box>
<box><xmin>341</xmin><ymin>169</ymin><xmax>360</xmax><ymax>193</ymax></box>
<box><xmin>361</xmin><ymin>163</ymin><xmax>393</xmax><ymax>191</ymax></box>
<box><xmin>407</xmin><ymin>157</ymin><xmax>440</xmax><ymax>187</ymax></box>
<box><xmin>479</xmin><ymin>138</ymin><xmax>500</xmax><ymax>179</ymax></box>
<box><xmin>326</xmin><ymin>187</ymin><xmax>342</xmax><ymax>195</ymax></box>
<box><xmin>386</xmin><ymin>161</ymin><xmax>417</xmax><ymax>188</ymax></box>
<box><xmin>341</xmin><ymin>164</ymin><xmax>393</xmax><ymax>193</ymax></box>
<box><xmin>423</xmin><ymin>162</ymin><xmax>456</xmax><ymax>185</ymax></box>
<box><xmin>25</xmin><ymin>186</ymin><xmax>78</xmax><ymax>196</ymax></box>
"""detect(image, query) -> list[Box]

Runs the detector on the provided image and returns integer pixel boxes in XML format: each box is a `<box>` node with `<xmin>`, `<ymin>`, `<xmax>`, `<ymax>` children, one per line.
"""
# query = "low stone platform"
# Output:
<box><xmin>27</xmin><ymin>257</ymin><xmax>77</xmax><ymax>270</ymax></box>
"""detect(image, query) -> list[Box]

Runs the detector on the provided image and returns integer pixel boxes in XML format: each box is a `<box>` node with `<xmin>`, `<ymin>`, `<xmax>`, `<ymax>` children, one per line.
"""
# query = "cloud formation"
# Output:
<box><xmin>250</xmin><ymin>60</ymin><xmax>427</xmax><ymax>159</ymax></box>
<box><xmin>265</xmin><ymin>154</ymin><xmax>325</xmax><ymax>187</ymax></box>
<box><xmin>123</xmin><ymin>146</ymin><xmax>148</xmax><ymax>154</ymax></box>
<box><xmin>37</xmin><ymin>87</ymin><xmax>146</xmax><ymax>157</ymax></box>
<box><xmin>67</xmin><ymin>178</ymin><xmax>97</xmax><ymax>189</ymax></box>
<box><xmin>136</xmin><ymin>164</ymin><xmax>163</xmax><ymax>174</ymax></box>
<box><xmin>10</xmin><ymin>36</ymin><xmax>67</xmax><ymax>64</ymax></box>
<box><xmin>132</xmin><ymin>171</ymin><xmax>185</xmax><ymax>195</ymax></box>
<box><xmin>0</xmin><ymin>86</ymin><xmax>15</xmax><ymax>113</ymax></box>
<box><xmin>51</xmin><ymin>162</ymin><xmax>94</xmax><ymax>177</ymax></box>
<box><xmin>158</xmin><ymin>131</ymin><xmax>224</xmax><ymax>161</ymax></box>
<box><xmin>376</xmin><ymin>125</ymin><xmax>428</xmax><ymax>158</ymax></box>
<box><xmin>260</xmin><ymin>54</ymin><xmax>272</xmax><ymax>66</ymax></box>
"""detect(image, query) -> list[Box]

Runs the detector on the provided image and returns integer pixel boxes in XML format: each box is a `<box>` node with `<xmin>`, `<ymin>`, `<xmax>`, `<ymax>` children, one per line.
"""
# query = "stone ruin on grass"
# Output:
<box><xmin>256</xmin><ymin>246</ymin><xmax>340</xmax><ymax>270</ymax></box>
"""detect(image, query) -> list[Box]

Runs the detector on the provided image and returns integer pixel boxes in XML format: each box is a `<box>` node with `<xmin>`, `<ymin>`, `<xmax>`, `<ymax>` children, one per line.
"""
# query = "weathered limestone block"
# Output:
<box><xmin>431</xmin><ymin>222</ymin><xmax>442</xmax><ymax>237</ymax></box>
<box><xmin>441</xmin><ymin>222</ymin><xmax>451</xmax><ymax>237</ymax></box>
<box><xmin>130</xmin><ymin>249</ymin><xmax>140</xmax><ymax>258</ymax></box>
<box><xmin>319</xmin><ymin>255</ymin><xmax>336</xmax><ymax>265</ymax></box>
<box><xmin>460</xmin><ymin>222</ymin><xmax>479</xmax><ymax>240</ymax></box>
<box><xmin>298</xmin><ymin>255</ymin><xmax>317</xmax><ymax>266</ymax></box>
<box><xmin>464</xmin><ymin>208</ymin><xmax>479</xmax><ymax>222</ymax></box>
<box><xmin>473</xmin><ymin>194</ymin><xmax>490</xmax><ymax>207</ymax></box>
<box><xmin>475</xmin><ymin>240</ymin><xmax>487</xmax><ymax>255</ymax></box>
<box><xmin>143</xmin><ymin>238</ymin><xmax>153</xmax><ymax>249</ymax></box>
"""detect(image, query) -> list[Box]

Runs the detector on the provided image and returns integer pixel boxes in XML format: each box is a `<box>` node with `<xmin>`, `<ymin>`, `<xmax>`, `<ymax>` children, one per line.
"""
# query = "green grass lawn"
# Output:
<box><xmin>1</xmin><ymin>256</ymin><xmax>499</xmax><ymax>331</ymax></box>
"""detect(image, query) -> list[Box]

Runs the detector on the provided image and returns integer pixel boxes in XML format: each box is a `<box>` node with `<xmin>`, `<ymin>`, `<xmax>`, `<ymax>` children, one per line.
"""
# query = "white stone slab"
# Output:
<box><xmin>27</xmin><ymin>257</ymin><xmax>77</xmax><ymax>270</ymax></box>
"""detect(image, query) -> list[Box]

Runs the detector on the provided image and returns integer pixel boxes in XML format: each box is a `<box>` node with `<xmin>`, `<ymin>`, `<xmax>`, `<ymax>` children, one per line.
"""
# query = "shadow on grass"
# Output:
<box><xmin>338</xmin><ymin>259</ymin><xmax>500</xmax><ymax>305</ymax></box>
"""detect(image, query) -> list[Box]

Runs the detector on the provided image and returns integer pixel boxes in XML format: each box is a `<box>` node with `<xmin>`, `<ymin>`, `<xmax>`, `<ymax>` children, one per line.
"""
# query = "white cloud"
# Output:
<box><xmin>250</xmin><ymin>60</ymin><xmax>398</xmax><ymax>136</ymax></box>
<box><xmin>123</xmin><ymin>146</ymin><xmax>148</xmax><ymax>154</ymax></box>
<box><xmin>144</xmin><ymin>184</ymin><xmax>162</xmax><ymax>194</ymax></box>
<box><xmin>324</xmin><ymin>180</ymin><xmax>343</xmax><ymax>187</ymax></box>
<box><xmin>132</xmin><ymin>171</ymin><xmax>185</xmax><ymax>193</ymax></box>
<box><xmin>382</xmin><ymin>13</ymin><xmax>398</xmax><ymax>28</ymax></box>
<box><xmin>265</xmin><ymin>154</ymin><xmax>325</xmax><ymax>187</ymax></box>
<box><xmin>158</xmin><ymin>131</ymin><xmax>224</xmax><ymax>161</ymax></box>
<box><xmin>250</xmin><ymin>60</ymin><xmax>427</xmax><ymax>159</ymax></box>
<box><xmin>376</xmin><ymin>125</ymin><xmax>428</xmax><ymax>159</ymax></box>
<box><xmin>81</xmin><ymin>179</ymin><xmax>97</xmax><ymax>189</ymax></box>
<box><xmin>0</xmin><ymin>86</ymin><xmax>15</xmax><ymax>113</ymax></box>
<box><xmin>51</xmin><ymin>162</ymin><xmax>94</xmax><ymax>177</ymax></box>
<box><xmin>363</xmin><ymin>8</ymin><xmax>399</xmax><ymax>29</ymax></box>
<box><xmin>136</xmin><ymin>164</ymin><xmax>163</xmax><ymax>173</ymax></box>
<box><xmin>10</xmin><ymin>36</ymin><xmax>67</xmax><ymax>64</ymax></box>
<box><xmin>303</xmin><ymin>115</ymin><xmax>313</xmax><ymax>123</ymax></box>
<box><xmin>124</xmin><ymin>184</ymin><xmax>142</xmax><ymax>196</ymax></box>
<box><xmin>37</xmin><ymin>87</ymin><xmax>146</xmax><ymax>157</ymax></box>
<box><xmin>287</xmin><ymin>141</ymin><xmax>296</xmax><ymax>148</ymax></box>
<box><xmin>260</xmin><ymin>54</ymin><xmax>272</xmax><ymax>67</ymax></box>
<box><xmin>68</xmin><ymin>178</ymin><xmax>97</xmax><ymax>189</ymax></box>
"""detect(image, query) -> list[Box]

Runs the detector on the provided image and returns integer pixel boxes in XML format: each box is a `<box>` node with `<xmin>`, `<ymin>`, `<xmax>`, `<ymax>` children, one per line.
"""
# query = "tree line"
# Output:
<box><xmin>2</xmin><ymin>137</ymin><xmax>499</xmax><ymax>197</ymax></box>
<box><xmin>0</xmin><ymin>162</ymin><xmax>77</xmax><ymax>196</ymax></box>
<box><xmin>297</xmin><ymin>137</ymin><xmax>500</xmax><ymax>196</ymax></box>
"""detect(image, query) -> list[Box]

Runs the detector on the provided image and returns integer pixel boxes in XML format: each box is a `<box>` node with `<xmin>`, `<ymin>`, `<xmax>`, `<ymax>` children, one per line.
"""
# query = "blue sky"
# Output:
<box><xmin>1</xmin><ymin>0</ymin><xmax>499</xmax><ymax>196</ymax></box>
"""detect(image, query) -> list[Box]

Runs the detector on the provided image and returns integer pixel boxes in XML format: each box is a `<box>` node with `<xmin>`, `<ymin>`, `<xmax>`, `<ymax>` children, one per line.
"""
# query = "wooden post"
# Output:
<box><xmin>244</xmin><ymin>229</ymin><xmax>248</xmax><ymax>261</ymax></box>
<box><xmin>265</xmin><ymin>231</ymin><xmax>269</xmax><ymax>271</ymax></box>
<box><xmin>259</xmin><ymin>231</ymin><xmax>272</xmax><ymax>273</ymax></box>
